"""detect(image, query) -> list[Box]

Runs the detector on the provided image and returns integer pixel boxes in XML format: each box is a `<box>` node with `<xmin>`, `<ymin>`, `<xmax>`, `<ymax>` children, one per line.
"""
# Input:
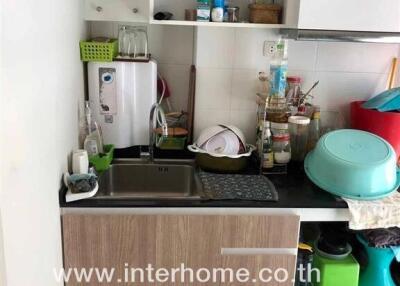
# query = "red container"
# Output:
<box><xmin>351</xmin><ymin>101</ymin><xmax>400</xmax><ymax>160</ymax></box>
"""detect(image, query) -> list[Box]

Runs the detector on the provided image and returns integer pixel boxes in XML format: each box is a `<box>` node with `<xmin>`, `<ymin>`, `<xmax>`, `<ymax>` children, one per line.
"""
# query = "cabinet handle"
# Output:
<box><xmin>132</xmin><ymin>8</ymin><xmax>139</xmax><ymax>13</ymax></box>
<box><xmin>96</xmin><ymin>6</ymin><xmax>103</xmax><ymax>12</ymax></box>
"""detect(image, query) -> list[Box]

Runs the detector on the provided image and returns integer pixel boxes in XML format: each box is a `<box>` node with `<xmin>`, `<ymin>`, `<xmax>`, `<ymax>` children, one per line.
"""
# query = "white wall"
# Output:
<box><xmin>194</xmin><ymin>27</ymin><xmax>400</xmax><ymax>144</ymax></box>
<box><xmin>0</xmin><ymin>0</ymin><xmax>87</xmax><ymax>285</ymax></box>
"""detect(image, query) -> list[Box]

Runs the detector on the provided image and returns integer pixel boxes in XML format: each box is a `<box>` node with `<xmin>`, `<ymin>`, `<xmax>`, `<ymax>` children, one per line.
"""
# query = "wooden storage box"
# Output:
<box><xmin>249</xmin><ymin>4</ymin><xmax>282</xmax><ymax>24</ymax></box>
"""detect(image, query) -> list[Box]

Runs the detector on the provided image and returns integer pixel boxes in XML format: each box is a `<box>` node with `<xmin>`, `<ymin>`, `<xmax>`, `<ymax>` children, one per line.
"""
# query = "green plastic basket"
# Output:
<box><xmin>80</xmin><ymin>39</ymin><xmax>118</xmax><ymax>62</ymax></box>
<box><xmin>157</xmin><ymin>135</ymin><xmax>187</xmax><ymax>150</ymax></box>
<box><xmin>89</xmin><ymin>145</ymin><xmax>114</xmax><ymax>172</ymax></box>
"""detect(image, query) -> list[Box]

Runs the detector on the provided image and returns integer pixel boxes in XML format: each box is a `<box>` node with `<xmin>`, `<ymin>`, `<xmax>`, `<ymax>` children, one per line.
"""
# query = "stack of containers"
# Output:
<box><xmin>259</xmin><ymin>38</ymin><xmax>292</xmax><ymax>174</ymax></box>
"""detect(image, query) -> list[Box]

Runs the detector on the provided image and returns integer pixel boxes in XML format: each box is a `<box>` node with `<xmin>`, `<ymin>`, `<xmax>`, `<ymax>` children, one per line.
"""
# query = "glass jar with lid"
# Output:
<box><xmin>272</xmin><ymin>134</ymin><xmax>291</xmax><ymax>164</ymax></box>
<box><xmin>288</xmin><ymin>115</ymin><xmax>311</xmax><ymax>161</ymax></box>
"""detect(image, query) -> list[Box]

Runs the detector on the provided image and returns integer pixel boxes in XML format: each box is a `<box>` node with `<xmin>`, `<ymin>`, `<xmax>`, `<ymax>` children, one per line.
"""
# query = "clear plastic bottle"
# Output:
<box><xmin>269</xmin><ymin>38</ymin><xmax>288</xmax><ymax>98</ymax></box>
<box><xmin>83</xmin><ymin>101</ymin><xmax>104</xmax><ymax>156</ymax></box>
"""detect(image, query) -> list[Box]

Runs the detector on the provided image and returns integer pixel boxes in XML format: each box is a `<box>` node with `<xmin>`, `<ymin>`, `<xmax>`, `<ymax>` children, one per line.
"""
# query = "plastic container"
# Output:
<box><xmin>312</xmin><ymin>252</ymin><xmax>359</xmax><ymax>286</ymax></box>
<box><xmin>289</xmin><ymin>116</ymin><xmax>310</xmax><ymax>161</ymax></box>
<box><xmin>351</xmin><ymin>101</ymin><xmax>400</xmax><ymax>160</ymax></box>
<box><xmin>305</xmin><ymin>129</ymin><xmax>400</xmax><ymax>200</ymax></box>
<box><xmin>357</xmin><ymin>235</ymin><xmax>396</xmax><ymax>286</ymax></box>
<box><xmin>89</xmin><ymin>144</ymin><xmax>114</xmax><ymax>172</ymax></box>
<box><xmin>80</xmin><ymin>39</ymin><xmax>118</xmax><ymax>62</ymax></box>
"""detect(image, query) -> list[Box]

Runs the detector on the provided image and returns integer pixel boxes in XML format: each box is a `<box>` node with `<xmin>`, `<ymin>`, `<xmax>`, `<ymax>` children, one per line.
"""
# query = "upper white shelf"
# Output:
<box><xmin>149</xmin><ymin>20</ymin><xmax>291</xmax><ymax>29</ymax></box>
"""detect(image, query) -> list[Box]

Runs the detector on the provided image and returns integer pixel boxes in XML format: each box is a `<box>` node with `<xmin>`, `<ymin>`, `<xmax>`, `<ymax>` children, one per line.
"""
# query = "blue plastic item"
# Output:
<box><xmin>358</xmin><ymin>235</ymin><xmax>396</xmax><ymax>286</ymax></box>
<box><xmin>304</xmin><ymin>129</ymin><xmax>400</xmax><ymax>200</ymax></box>
<box><xmin>214</xmin><ymin>0</ymin><xmax>224</xmax><ymax>7</ymax></box>
<box><xmin>362</xmin><ymin>87</ymin><xmax>400</xmax><ymax>112</ymax></box>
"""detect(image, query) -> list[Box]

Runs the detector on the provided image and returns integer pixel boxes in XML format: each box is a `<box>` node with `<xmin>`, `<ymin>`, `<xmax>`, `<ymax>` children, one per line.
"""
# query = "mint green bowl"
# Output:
<box><xmin>305</xmin><ymin>129</ymin><xmax>400</xmax><ymax>200</ymax></box>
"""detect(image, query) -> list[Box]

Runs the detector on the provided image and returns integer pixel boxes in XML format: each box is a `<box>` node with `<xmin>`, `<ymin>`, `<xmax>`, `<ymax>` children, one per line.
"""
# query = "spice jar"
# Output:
<box><xmin>288</xmin><ymin>116</ymin><xmax>310</xmax><ymax>161</ymax></box>
<box><xmin>286</xmin><ymin>76</ymin><xmax>302</xmax><ymax>107</ymax></box>
<box><xmin>273</xmin><ymin>134</ymin><xmax>291</xmax><ymax>164</ymax></box>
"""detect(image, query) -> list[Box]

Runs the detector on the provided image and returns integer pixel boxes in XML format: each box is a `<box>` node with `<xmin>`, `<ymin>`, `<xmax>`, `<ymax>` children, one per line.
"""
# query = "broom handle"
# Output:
<box><xmin>387</xmin><ymin>57</ymin><xmax>398</xmax><ymax>90</ymax></box>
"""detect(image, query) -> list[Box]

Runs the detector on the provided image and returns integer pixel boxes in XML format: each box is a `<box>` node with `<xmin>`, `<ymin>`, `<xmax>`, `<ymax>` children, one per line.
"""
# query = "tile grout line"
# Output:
<box><xmin>228</xmin><ymin>28</ymin><xmax>237</xmax><ymax>123</ymax></box>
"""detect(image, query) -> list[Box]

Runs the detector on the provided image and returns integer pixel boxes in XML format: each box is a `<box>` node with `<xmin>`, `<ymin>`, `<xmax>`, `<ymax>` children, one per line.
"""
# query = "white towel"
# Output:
<box><xmin>343</xmin><ymin>191</ymin><xmax>400</xmax><ymax>230</ymax></box>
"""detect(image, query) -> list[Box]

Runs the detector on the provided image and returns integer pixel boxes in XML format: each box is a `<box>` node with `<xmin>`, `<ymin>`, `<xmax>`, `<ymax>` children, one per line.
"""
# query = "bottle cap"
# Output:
<box><xmin>288</xmin><ymin>116</ymin><xmax>311</xmax><ymax>125</ymax></box>
<box><xmin>214</xmin><ymin>0</ymin><xmax>224</xmax><ymax>7</ymax></box>
<box><xmin>287</xmin><ymin>76</ymin><xmax>302</xmax><ymax>84</ymax></box>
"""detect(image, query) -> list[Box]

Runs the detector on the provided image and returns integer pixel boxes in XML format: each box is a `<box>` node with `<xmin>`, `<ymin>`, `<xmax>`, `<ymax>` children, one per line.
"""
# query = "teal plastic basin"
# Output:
<box><xmin>305</xmin><ymin>129</ymin><xmax>400</xmax><ymax>200</ymax></box>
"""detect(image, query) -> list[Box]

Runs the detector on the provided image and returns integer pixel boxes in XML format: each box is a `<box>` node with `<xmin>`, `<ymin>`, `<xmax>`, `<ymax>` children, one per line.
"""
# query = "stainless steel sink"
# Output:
<box><xmin>94</xmin><ymin>159</ymin><xmax>204</xmax><ymax>200</ymax></box>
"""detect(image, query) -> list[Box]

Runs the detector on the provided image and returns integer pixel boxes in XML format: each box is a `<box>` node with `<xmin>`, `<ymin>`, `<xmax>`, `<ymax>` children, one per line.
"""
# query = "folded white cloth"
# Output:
<box><xmin>343</xmin><ymin>191</ymin><xmax>400</xmax><ymax>230</ymax></box>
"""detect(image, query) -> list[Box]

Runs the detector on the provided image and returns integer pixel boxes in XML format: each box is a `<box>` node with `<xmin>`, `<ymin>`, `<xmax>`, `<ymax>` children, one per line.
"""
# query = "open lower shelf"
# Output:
<box><xmin>149</xmin><ymin>19</ymin><xmax>291</xmax><ymax>29</ymax></box>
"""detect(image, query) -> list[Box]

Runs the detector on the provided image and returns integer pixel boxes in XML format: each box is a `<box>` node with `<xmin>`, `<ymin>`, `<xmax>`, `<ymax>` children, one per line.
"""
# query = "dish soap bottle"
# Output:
<box><xmin>83</xmin><ymin>101</ymin><xmax>104</xmax><ymax>156</ymax></box>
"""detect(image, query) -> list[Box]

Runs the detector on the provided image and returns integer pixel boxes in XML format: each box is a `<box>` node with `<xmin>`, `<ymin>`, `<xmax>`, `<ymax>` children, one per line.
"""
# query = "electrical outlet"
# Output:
<box><xmin>264</xmin><ymin>41</ymin><xmax>277</xmax><ymax>58</ymax></box>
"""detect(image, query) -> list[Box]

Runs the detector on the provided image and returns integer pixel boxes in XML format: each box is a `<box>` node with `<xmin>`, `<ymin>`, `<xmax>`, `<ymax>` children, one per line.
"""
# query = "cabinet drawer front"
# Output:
<box><xmin>84</xmin><ymin>0</ymin><xmax>150</xmax><ymax>22</ymax></box>
<box><xmin>155</xmin><ymin>215</ymin><xmax>299</xmax><ymax>250</ymax></box>
<box><xmin>220</xmin><ymin>215</ymin><xmax>299</xmax><ymax>249</ymax></box>
<box><xmin>62</xmin><ymin>214</ymin><xmax>299</xmax><ymax>285</ymax></box>
<box><xmin>221</xmin><ymin>254</ymin><xmax>297</xmax><ymax>286</ymax></box>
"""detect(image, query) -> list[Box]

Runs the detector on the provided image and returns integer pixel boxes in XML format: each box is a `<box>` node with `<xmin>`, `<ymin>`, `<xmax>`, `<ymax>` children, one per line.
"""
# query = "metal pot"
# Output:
<box><xmin>187</xmin><ymin>144</ymin><xmax>255</xmax><ymax>173</ymax></box>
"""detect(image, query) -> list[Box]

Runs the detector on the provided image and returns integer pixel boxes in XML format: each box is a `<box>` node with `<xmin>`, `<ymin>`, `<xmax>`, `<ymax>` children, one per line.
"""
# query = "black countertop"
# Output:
<box><xmin>59</xmin><ymin>150</ymin><xmax>348</xmax><ymax>209</ymax></box>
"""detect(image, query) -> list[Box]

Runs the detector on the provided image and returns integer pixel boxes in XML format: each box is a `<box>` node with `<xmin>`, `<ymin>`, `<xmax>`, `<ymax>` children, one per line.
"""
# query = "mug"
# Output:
<box><xmin>72</xmin><ymin>150</ymin><xmax>89</xmax><ymax>174</ymax></box>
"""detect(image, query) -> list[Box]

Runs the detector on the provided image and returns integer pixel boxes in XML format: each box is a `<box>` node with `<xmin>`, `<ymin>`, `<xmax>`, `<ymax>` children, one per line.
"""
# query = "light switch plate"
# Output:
<box><xmin>264</xmin><ymin>41</ymin><xmax>277</xmax><ymax>58</ymax></box>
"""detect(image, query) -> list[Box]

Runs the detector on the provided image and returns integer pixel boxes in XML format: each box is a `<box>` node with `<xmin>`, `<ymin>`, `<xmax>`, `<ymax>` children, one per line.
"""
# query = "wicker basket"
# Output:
<box><xmin>249</xmin><ymin>4</ymin><xmax>282</xmax><ymax>24</ymax></box>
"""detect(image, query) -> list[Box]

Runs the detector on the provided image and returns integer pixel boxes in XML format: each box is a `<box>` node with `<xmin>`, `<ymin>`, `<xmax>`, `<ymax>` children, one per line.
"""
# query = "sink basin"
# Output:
<box><xmin>94</xmin><ymin>159</ymin><xmax>204</xmax><ymax>200</ymax></box>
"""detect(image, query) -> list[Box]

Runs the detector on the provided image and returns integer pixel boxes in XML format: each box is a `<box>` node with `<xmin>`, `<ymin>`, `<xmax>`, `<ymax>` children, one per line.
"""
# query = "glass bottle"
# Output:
<box><xmin>307</xmin><ymin>105</ymin><xmax>321</xmax><ymax>151</ymax></box>
<box><xmin>262</xmin><ymin>122</ymin><xmax>274</xmax><ymax>171</ymax></box>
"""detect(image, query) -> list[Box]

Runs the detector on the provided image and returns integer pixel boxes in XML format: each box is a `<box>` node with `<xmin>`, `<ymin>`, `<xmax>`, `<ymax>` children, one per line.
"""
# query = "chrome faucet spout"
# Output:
<box><xmin>148</xmin><ymin>103</ymin><xmax>168</xmax><ymax>162</ymax></box>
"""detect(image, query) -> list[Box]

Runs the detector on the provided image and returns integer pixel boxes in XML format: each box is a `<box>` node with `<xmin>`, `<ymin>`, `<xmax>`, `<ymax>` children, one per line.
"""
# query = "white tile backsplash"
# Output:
<box><xmin>149</xmin><ymin>25</ymin><xmax>194</xmax><ymax>65</ymax></box>
<box><xmin>195</xmin><ymin>68</ymin><xmax>232</xmax><ymax>109</ymax></box>
<box><xmin>316</xmin><ymin>42</ymin><xmax>399</xmax><ymax>73</ymax></box>
<box><xmin>194</xmin><ymin>27</ymin><xmax>400</xmax><ymax>144</ymax></box>
<box><xmin>287</xmin><ymin>40</ymin><xmax>318</xmax><ymax>70</ymax></box>
<box><xmin>196</xmin><ymin>27</ymin><xmax>235</xmax><ymax>69</ymax></box>
<box><xmin>233</xmin><ymin>29</ymin><xmax>278</xmax><ymax>71</ymax></box>
<box><xmin>231</xmin><ymin>69</ymin><xmax>259</xmax><ymax>111</ymax></box>
<box><xmin>313</xmin><ymin>71</ymin><xmax>389</xmax><ymax>123</ymax></box>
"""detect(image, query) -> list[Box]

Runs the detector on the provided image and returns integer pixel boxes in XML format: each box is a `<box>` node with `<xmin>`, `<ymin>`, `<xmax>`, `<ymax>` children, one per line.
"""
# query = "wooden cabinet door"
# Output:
<box><xmin>220</xmin><ymin>255</ymin><xmax>297</xmax><ymax>286</ymax></box>
<box><xmin>62</xmin><ymin>214</ymin><xmax>299</xmax><ymax>286</ymax></box>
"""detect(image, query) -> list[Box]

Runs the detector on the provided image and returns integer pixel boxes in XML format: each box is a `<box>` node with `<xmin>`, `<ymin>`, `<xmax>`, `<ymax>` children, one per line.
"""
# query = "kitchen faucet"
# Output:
<box><xmin>145</xmin><ymin>102</ymin><xmax>168</xmax><ymax>162</ymax></box>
